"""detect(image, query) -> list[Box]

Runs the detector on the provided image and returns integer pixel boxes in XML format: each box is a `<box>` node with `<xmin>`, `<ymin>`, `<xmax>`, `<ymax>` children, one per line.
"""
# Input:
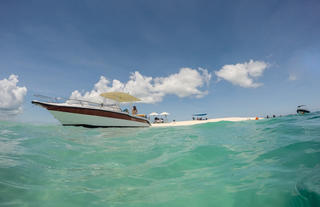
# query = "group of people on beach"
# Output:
<box><xmin>192</xmin><ymin>117</ymin><xmax>208</xmax><ymax>120</ymax></box>
<box><xmin>265</xmin><ymin>114</ymin><xmax>282</xmax><ymax>118</ymax></box>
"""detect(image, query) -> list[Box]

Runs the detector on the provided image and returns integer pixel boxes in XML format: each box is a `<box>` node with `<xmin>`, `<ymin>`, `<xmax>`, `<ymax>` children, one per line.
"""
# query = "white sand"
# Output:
<box><xmin>151</xmin><ymin>117</ymin><xmax>261</xmax><ymax>127</ymax></box>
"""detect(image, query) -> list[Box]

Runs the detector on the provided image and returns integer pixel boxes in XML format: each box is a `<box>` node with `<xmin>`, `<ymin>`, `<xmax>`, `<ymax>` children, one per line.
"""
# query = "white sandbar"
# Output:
<box><xmin>151</xmin><ymin>117</ymin><xmax>261</xmax><ymax>127</ymax></box>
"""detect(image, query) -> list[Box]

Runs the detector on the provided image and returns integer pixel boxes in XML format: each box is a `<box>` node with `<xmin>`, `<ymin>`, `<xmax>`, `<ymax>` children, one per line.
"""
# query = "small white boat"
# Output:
<box><xmin>32</xmin><ymin>92</ymin><xmax>150</xmax><ymax>128</ymax></box>
<box><xmin>297</xmin><ymin>105</ymin><xmax>310</xmax><ymax>115</ymax></box>
<box><xmin>192</xmin><ymin>113</ymin><xmax>208</xmax><ymax>120</ymax></box>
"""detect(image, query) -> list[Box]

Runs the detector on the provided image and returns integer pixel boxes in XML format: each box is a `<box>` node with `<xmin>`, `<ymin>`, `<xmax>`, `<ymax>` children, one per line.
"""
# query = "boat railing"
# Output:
<box><xmin>33</xmin><ymin>94</ymin><xmax>121</xmax><ymax>111</ymax></box>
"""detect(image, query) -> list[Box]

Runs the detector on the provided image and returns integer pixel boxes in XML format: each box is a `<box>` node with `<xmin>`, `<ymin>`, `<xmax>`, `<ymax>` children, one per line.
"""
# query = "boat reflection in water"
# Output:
<box><xmin>32</xmin><ymin>92</ymin><xmax>151</xmax><ymax>128</ymax></box>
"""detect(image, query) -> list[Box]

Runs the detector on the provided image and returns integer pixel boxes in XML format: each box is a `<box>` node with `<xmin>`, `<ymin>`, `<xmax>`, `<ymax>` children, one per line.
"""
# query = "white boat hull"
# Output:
<box><xmin>49</xmin><ymin>110</ymin><xmax>149</xmax><ymax>127</ymax></box>
<box><xmin>32</xmin><ymin>100</ymin><xmax>150</xmax><ymax>127</ymax></box>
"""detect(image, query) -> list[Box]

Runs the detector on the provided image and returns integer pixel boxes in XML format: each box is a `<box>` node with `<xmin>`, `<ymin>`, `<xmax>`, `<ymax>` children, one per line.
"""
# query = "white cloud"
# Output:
<box><xmin>154</xmin><ymin>68</ymin><xmax>211</xmax><ymax>98</ymax></box>
<box><xmin>70</xmin><ymin>68</ymin><xmax>211</xmax><ymax>103</ymax></box>
<box><xmin>288</xmin><ymin>73</ymin><xmax>297</xmax><ymax>81</ymax></box>
<box><xmin>0</xmin><ymin>74</ymin><xmax>27</xmax><ymax>116</ymax></box>
<box><xmin>215</xmin><ymin>60</ymin><xmax>268</xmax><ymax>88</ymax></box>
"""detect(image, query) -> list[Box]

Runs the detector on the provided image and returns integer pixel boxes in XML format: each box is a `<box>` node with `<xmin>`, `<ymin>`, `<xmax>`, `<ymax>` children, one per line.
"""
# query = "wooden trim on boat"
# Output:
<box><xmin>32</xmin><ymin>101</ymin><xmax>150</xmax><ymax>125</ymax></box>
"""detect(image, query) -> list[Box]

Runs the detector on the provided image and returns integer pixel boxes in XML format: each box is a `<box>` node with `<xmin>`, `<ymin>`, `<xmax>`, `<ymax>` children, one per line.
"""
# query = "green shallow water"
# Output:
<box><xmin>1</xmin><ymin>113</ymin><xmax>320</xmax><ymax>207</ymax></box>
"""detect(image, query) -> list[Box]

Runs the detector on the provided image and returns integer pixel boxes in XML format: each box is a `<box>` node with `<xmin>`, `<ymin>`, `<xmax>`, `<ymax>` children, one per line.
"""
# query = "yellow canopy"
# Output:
<box><xmin>100</xmin><ymin>92</ymin><xmax>141</xmax><ymax>102</ymax></box>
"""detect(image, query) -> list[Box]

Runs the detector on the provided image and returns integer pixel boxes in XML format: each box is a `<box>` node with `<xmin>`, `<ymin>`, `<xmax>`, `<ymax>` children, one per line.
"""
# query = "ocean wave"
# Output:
<box><xmin>0</xmin><ymin>112</ymin><xmax>320</xmax><ymax>206</ymax></box>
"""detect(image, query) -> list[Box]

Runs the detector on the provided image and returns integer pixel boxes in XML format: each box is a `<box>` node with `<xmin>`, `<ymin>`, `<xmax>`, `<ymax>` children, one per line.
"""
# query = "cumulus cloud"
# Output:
<box><xmin>215</xmin><ymin>60</ymin><xmax>268</xmax><ymax>88</ymax></box>
<box><xmin>70</xmin><ymin>68</ymin><xmax>211</xmax><ymax>103</ymax></box>
<box><xmin>0</xmin><ymin>74</ymin><xmax>27</xmax><ymax>116</ymax></box>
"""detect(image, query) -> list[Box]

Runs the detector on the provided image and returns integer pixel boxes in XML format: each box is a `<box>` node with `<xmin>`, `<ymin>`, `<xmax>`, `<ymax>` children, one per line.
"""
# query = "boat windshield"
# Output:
<box><xmin>34</xmin><ymin>94</ymin><xmax>121</xmax><ymax>112</ymax></box>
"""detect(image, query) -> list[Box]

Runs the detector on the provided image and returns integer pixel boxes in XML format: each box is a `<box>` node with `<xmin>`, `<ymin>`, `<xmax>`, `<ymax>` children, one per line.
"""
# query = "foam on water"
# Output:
<box><xmin>0</xmin><ymin>113</ymin><xmax>320</xmax><ymax>206</ymax></box>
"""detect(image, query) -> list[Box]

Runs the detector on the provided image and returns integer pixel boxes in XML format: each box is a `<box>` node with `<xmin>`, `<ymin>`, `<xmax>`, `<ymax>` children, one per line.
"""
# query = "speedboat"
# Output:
<box><xmin>297</xmin><ymin>105</ymin><xmax>310</xmax><ymax>115</ymax></box>
<box><xmin>32</xmin><ymin>92</ymin><xmax>151</xmax><ymax>127</ymax></box>
<box><xmin>192</xmin><ymin>113</ymin><xmax>208</xmax><ymax>120</ymax></box>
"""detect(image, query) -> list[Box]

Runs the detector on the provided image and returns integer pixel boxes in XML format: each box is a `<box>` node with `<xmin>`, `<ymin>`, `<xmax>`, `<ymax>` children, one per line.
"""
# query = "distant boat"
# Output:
<box><xmin>192</xmin><ymin>113</ymin><xmax>208</xmax><ymax>120</ymax></box>
<box><xmin>297</xmin><ymin>105</ymin><xmax>310</xmax><ymax>115</ymax></box>
<box><xmin>32</xmin><ymin>92</ymin><xmax>151</xmax><ymax>128</ymax></box>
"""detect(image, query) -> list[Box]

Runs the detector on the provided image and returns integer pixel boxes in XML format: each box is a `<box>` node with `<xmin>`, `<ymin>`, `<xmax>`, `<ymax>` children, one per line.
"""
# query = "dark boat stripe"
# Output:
<box><xmin>32</xmin><ymin>101</ymin><xmax>150</xmax><ymax>125</ymax></box>
<box><xmin>63</xmin><ymin>124</ymin><xmax>148</xmax><ymax>128</ymax></box>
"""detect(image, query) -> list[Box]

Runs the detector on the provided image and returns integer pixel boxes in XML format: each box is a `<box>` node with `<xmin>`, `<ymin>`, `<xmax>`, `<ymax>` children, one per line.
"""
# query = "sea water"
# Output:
<box><xmin>0</xmin><ymin>112</ymin><xmax>320</xmax><ymax>207</ymax></box>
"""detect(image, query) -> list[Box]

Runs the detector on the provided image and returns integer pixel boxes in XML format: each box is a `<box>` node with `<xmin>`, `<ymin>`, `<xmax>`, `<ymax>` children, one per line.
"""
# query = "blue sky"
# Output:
<box><xmin>0</xmin><ymin>0</ymin><xmax>320</xmax><ymax>122</ymax></box>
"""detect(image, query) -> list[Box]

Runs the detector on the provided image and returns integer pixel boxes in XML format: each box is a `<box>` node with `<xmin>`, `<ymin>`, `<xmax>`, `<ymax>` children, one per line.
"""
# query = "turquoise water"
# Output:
<box><xmin>1</xmin><ymin>113</ymin><xmax>320</xmax><ymax>207</ymax></box>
